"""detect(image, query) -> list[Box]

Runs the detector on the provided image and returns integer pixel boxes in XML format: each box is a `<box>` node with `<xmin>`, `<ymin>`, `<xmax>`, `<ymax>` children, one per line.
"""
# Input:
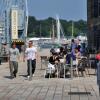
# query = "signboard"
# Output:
<box><xmin>11</xmin><ymin>9</ymin><xmax>18</xmax><ymax>39</ymax></box>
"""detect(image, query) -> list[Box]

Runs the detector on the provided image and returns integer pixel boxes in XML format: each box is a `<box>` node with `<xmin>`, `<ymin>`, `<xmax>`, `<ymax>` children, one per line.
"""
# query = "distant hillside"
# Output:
<box><xmin>28</xmin><ymin>16</ymin><xmax>87</xmax><ymax>37</ymax></box>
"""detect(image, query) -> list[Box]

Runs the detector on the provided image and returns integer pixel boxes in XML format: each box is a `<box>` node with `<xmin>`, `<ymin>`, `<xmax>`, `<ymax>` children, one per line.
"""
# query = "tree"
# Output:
<box><xmin>27</xmin><ymin>16</ymin><xmax>87</xmax><ymax>38</ymax></box>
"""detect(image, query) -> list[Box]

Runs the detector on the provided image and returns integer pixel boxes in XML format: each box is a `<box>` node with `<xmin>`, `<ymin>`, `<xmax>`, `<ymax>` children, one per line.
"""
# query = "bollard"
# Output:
<box><xmin>29</xmin><ymin>59</ymin><xmax>32</xmax><ymax>81</ymax></box>
<box><xmin>70</xmin><ymin>57</ymin><xmax>73</xmax><ymax>79</ymax></box>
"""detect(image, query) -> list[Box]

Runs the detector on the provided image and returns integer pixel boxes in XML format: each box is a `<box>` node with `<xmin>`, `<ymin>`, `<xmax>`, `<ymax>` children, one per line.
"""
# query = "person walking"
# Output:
<box><xmin>96</xmin><ymin>50</ymin><xmax>100</xmax><ymax>95</ymax></box>
<box><xmin>71</xmin><ymin>39</ymin><xmax>77</xmax><ymax>61</ymax></box>
<box><xmin>9</xmin><ymin>43</ymin><xmax>20</xmax><ymax>78</ymax></box>
<box><xmin>25</xmin><ymin>41</ymin><xmax>37</xmax><ymax>78</ymax></box>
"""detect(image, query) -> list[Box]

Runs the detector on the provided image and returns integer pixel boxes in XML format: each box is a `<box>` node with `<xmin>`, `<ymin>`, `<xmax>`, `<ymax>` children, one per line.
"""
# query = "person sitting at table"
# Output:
<box><xmin>75</xmin><ymin>47</ymin><xmax>81</xmax><ymax>66</ymax></box>
<box><xmin>75</xmin><ymin>47</ymin><xmax>86</xmax><ymax>76</ymax></box>
<box><xmin>46</xmin><ymin>52</ymin><xmax>60</xmax><ymax>78</ymax></box>
<box><xmin>59</xmin><ymin>47</ymin><xmax>64</xmax><ymax>59</ymax></box>
<box><xmin>66</xmin><ymin>52</ymin><xmax>71</xmax><ymax>64</ymax></box>
<box><xmin>49</xmin><ymin>52</ymin><xmax>60</xmax><ymax>64</ymax></box>
<box><xmin>58</xmin><ymin>48</ymin><xmax>67</xmax><ymax>78</ymax></box>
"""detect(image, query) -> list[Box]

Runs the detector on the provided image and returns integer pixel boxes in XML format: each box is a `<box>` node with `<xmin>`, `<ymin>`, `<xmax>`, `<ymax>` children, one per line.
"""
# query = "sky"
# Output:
<box><xmin>28</xmin><ymin>0</ymin><xmax>87</xmax><ymax>21</ymax></box>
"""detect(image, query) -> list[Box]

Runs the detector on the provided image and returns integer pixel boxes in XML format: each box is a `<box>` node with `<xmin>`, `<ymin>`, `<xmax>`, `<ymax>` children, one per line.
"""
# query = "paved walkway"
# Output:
<box><xmin>0</xmin><ymin>60</ymin><xmax>99</xmax><ymax>100</ymax></box>
<box><xmin>0</xmin><ymin>48</ymin><xmax>99</xmax><ymax>100</ymax></box>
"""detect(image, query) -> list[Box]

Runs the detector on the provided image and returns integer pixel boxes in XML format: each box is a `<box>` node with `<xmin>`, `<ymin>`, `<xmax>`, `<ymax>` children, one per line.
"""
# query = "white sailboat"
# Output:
<box><xmin>56</xmin><ymin>15</ymin><xmax>66</xmax><ymax>44</ymax></box>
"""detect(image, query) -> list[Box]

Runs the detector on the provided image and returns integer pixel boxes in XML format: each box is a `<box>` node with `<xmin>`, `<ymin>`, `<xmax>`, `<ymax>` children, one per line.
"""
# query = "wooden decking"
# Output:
<box><xmin>0</xmin><ymin>49</ymin><xmax>99</xmax><ymax>100</ymax></box>
<box><xmin>0</xmin><ymin>60</ymin><xmax>99</xmax><ymax>100</ymax></box>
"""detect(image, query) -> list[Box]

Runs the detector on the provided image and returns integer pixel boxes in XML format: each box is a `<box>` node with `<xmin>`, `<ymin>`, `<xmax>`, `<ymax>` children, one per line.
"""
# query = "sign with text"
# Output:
<box><xmin>11</xmin><ymin>9</ymin><xmax>18</xmax><ymax>39</ymax></box>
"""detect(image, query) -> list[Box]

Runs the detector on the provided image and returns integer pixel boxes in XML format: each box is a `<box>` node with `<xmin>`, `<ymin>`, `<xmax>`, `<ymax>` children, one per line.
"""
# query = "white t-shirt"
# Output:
<box><xmin>25</xmin><ymin>47</ymin><xmax>37</xmax><ymax>60</ymax></box>
<box><xmin>9</xmin><ymin>48</ymin><xmax>19</xmax><ymax>61</ymax></box>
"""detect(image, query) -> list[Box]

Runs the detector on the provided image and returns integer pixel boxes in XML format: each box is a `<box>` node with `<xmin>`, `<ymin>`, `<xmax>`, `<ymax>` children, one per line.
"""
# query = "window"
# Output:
<box><xmin>99</xmin><ymin>0</ymin><xmax>100</xmax><ymax>16</ymax></box>
<box><xmin>93</xmin><ymin>0</ymin><xmax>99</xmax><ymax>17</ymax></box>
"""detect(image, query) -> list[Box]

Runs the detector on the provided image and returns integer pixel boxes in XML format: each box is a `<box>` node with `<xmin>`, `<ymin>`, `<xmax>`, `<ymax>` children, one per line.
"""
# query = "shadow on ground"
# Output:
<box><xmin>4</xmin><ymin>76</ymin><xmax>14</xmax><ymax>79</ymax></box>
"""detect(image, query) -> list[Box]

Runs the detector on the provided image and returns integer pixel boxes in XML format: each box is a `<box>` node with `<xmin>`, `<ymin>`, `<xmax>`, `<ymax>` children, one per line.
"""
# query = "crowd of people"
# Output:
<box><xmin>0</xmin><ymin>39</ymin><xmax>99</xmax><ymax>79</ymax></box>
<box><xmin>45</xmin><ymin>39</ymin><xmax>87</xmax><ymax>78</ymax></box>
<box><xmin>45</xmin><ymin>38</ymin><xmax>100</xmax><ymax>94</ymax></box>
<box><xmin>0</xmin><ymin>39</ymin><xmax>86</xmax><ymax>79</ymax></box>
<box><xmin>1</xmin><ymin>38</ymin><xmax>100</xmax><ymax>94</ymax></box>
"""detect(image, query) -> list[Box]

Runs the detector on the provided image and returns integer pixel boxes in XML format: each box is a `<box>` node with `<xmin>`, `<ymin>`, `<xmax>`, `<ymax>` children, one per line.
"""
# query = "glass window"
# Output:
<box><xmin>93</xmin><ymin>0</ymin><xmax>98</xmax><ymax>17</ymax></box>
<box><xmin>99</xmin><ymin>0</ymin><xmax>100</xmax><ymax>16</ymax></box>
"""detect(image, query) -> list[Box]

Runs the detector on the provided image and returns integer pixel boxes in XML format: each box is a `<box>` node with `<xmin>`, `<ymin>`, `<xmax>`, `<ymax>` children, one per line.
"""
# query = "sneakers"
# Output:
<box><xmin>27</xmin><ymin>76</ymin><xmax>30</xmax><ymax>79</ymax></box>
<box><xmin>27</xmin><ymin>74</ymin><xmax>34</xmax><ymax>78</ymax></box>
<box><xmin>32</xmin><ymin>74</ymin><xmax>34</xmax><ymax>77</ymax></box>
<box><xmin>14</xmin><ymin>74</ymin><xmax>16</xmax><ymax>77</ymax></box>
<box><xmin>10</xmin><ymin>75</ymin><xmax>14</xmax><ymax>79</ymax></box>
<box><xmin>13</xmin><ymin>72</ymin><xmax>17</xmax><ymax>78</ymax></box>
<box><xmin>10</xmin><ymin>75</ymin><xmax>16</xmax><ymax>79</ymax></box>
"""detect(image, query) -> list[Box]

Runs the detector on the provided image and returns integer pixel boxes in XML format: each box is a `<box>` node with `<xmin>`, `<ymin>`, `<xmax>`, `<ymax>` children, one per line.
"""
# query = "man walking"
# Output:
<box><xmin>9</xmin><ymin>43</ymin><xmax>20</xmax><ymax>78</ymax></box>
<box><xmin>25</xmin><ymin>41</ymin><xmax>37</xmax><ymax>78</ymax></box>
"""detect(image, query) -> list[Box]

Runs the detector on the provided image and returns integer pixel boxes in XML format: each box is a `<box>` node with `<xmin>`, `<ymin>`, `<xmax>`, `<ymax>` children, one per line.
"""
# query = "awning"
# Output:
<box><xmin>12</xmin><ymin>39</ymin><xmax>24</xmax><ymax>45</ymax></box>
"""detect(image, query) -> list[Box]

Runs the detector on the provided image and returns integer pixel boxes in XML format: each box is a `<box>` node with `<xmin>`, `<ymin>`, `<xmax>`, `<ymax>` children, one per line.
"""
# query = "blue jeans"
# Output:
<box><xmin>27</xmin><ymin>59</ymin><xmax>36</xmax><ymax>76</ymax></box>
<box><xmin>97</xmin><ymin>61</ymin><xmax>100</xmax><ymax>87</ymax></box>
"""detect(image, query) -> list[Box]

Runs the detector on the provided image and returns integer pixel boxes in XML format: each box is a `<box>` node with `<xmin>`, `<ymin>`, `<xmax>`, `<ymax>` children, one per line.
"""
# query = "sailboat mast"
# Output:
<box><xmin>52</xmin><ymin>22</ymin><xmax>55</xmax><ymax>42</ymax></box>
<box><xmin>72</xmin><ymin>21</ymin><xmax>74</xmax><ymax>38</ymax></box>
<box><xmin>39</xmin><ymin>24</ymin><xmax>41</xmax><ymax>37</ymax></box>
<box><xmin>56</xmin><ymin>16</ymin><xmax>60</xmax><ymax>44</ymax></box>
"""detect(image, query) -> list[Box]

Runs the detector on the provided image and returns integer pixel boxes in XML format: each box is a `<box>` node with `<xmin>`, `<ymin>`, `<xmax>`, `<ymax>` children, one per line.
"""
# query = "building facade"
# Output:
<box><xmin>10</xmin><ymin>6</ymin><xmax>25</xmax><ymax>45</ymax></box>
<box><xmin>87</xmin><ymin>0</ymin><xmax>100</xmax><ymax>50</ymax></box>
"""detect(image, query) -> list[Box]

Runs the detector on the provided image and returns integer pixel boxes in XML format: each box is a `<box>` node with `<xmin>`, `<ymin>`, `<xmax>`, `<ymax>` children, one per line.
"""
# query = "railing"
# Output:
<box><xmin>44</xmin><ymin>56</ymin><xmax>91</xmax><ymax>79</ymax></box>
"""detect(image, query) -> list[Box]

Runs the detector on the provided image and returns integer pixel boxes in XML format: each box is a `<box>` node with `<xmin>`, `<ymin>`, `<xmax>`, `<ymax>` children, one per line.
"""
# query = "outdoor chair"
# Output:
<box><xmin>44</xmin><ymin>66</ymin><xmax>55</xmax><ymax>78</ymax></box>
<box><xmin>40</xmin><ymin>56</ymin><xmax>48</xmax><ymax>69</ymax></box>
<box><xmin>63</xmin><ymin>63</ymin><xmax>71</xmax><ymax>78</ymax></box>
<box><xmin>77</xmin><ymin>58</ymin><xmax>86</xmax><ymax>76</ymax></box>
<box><xmin>44</xmin><ymin>61</ymin><xmax>56</xmax><ymax>78</ymax></box>
<box><xmin>76</xmin><ymin>56</ymin><xmax>90</xmax><ymax>77</ymax></box>
<box><xmin>63</xmin><ymin>60</ymin><xmax>79</xmax><ymax>78</ymax></box>
<box><xmin>59</xmin><ymin>59</ymin><xmax>76</xmax><ymax>78</ymax></box>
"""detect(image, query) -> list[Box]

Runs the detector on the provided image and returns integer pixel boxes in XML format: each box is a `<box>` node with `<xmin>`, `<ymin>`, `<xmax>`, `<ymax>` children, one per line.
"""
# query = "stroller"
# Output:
<box><xmin>77</xmin><ymin>56</ymin><xmax>88</xmax><ymax>76</ymax></box>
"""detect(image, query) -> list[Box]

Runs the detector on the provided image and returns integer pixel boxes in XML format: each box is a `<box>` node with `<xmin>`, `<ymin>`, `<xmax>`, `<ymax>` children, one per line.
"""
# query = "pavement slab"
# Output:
<box><xmin>0</xmin><ymin>51</ymin><xmax>99</xmax><ymax>100</ymax></box>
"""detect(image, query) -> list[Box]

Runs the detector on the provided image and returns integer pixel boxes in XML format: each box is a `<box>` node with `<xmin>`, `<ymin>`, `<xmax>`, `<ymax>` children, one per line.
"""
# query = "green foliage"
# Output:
<box><xmin>27</xmin><ymin>16</ymin><xmax>87</xmax><ymax>37</ymax></box>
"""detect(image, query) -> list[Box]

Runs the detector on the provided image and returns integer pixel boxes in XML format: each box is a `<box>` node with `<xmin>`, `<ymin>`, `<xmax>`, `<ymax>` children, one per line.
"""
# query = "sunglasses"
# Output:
<box><xmin>29</xmin><ymin>42</ymin><xmax>32</xmax><ymax>44</ymax></box>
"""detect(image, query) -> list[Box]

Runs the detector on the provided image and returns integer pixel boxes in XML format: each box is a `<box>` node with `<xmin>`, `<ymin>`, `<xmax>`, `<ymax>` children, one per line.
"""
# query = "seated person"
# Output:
<box><xmin>48</xmin><ymin>52</ymin><xmax>60</xmax><ymax>72</ymax></box>
<box><xmin>74</xmin><ymin>47</ymin><xmax>81</xmax><ymax>66</ymax></box>
<box><xmin>66</xmin><ymin>53</ymin><xmax>71</xmax><ymax>64</ymax></box>
<box><xmin>75</xmin><ymin>47</ymin><xmax>86</xmax><ymax>74</ymax></box>
<box><xmin>45</xmin><ymin>52</ymin><xmax>60</xmax><ymax>78</ymax></box>
<box><xmin>50</xmin><ymin>47</ymin><xmax>55</xmax><ymax>55</ymax></box>
<box><xmin>59</xmin><ymin>47</ymin><xmax>64</xmax><ymax>59</ymax></box>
